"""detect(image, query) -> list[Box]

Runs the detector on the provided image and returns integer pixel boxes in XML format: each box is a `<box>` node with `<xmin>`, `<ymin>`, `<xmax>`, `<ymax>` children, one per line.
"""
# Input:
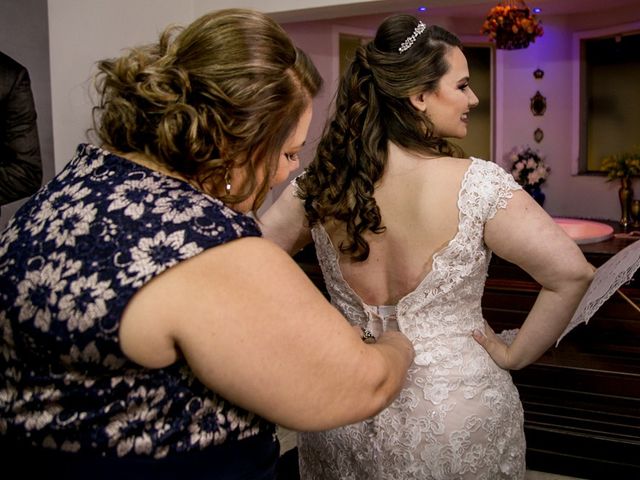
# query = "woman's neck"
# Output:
<box><xmin>109</xmin><ymin>146</ymin><xmax>255</xmax><ymax>214</ymax></box>
<box><xmin>386</xmin><ymin>141</ymin><xmax>441</xmax><ymax>176</ymax></box>
<box><xmin>110</xmin><ymin>148</ymin><xmax>189</xmax><ymax>183</ymax></box>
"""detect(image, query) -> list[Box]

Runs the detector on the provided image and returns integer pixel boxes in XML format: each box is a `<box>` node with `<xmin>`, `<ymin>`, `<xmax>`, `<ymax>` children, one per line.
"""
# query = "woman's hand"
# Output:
<box><xmin>472</xmin><ymin>321</ymin><xmax>514</xmax><ymax>370</ymax></box>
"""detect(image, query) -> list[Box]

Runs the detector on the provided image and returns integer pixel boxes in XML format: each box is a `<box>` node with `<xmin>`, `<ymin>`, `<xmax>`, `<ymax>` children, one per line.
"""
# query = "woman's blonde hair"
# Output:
<box><xmin>92</xmin><ymin>8</ymin><xmax>322</xmax><ymax>211</ymax></box>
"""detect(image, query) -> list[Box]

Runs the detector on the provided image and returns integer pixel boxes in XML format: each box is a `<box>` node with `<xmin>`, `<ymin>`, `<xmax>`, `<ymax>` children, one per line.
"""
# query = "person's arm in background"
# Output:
<box><xmin>260</xmin><ymin>181</ymin><xmax>312</xmax><ymax>255</ymax></box>
<box><xmin>474</xmin><ymin>190</ymin><xmax>594</xmax><ymax>370</ymax></box>
<box><xmin>0</xmin><ymin>56</ymin><xmax>43</xmax><ymax>206</ymax></box>
<box><xmin>120</xmin><ymin>236</ymin><xmax>415</xmax><ymax>432</ymax></box>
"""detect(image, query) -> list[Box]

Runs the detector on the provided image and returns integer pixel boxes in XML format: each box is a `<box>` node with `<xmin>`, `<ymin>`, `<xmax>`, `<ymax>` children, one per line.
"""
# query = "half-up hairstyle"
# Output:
<box><xmin>297</xmin><ymin>14</ymin><xmax>462</xmax><ymax>261</ymax></box>
<box><xmin>92</xmin><ymin>8</ymin><xmax>322</xmax><ymax>212</ymax></box>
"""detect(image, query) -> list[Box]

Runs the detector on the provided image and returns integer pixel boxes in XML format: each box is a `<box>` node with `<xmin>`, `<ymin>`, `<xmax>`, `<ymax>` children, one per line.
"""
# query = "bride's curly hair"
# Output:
<box><xmin>91</xmin><ymin>9</ymin><xmax>322</xmax><ymax>212</ymax></box>
<box><xmin>297</xmin><ymin>15</ymin><xmax>463</xmax><ymax>261</ymax></box>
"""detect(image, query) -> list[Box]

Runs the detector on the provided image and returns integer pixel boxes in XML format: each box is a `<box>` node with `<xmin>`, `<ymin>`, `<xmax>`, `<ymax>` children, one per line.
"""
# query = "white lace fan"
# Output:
<box><xmin>556</xmin><ymin>238</ymin><xmax>640</xmax><ymax>345</ymax></box>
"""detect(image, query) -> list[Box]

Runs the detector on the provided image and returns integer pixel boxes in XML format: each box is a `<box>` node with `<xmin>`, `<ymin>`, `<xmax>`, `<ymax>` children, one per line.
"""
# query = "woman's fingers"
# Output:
<box><xmin>472</xmin><ymin>323</ymin><xmax>511</xmax><ymax>369</ymax></box>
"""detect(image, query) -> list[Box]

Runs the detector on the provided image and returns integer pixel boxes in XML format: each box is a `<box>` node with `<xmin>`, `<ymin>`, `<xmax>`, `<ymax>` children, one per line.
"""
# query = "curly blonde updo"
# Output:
<box><xmin>92</xmin><ymin>8</ymin><xmax>322</xmax><ymax>211</ymax></box>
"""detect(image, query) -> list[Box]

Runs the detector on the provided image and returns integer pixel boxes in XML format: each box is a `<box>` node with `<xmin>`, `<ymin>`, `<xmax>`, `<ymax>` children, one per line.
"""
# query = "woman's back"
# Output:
<box><xmin>325</xmin><ymin>146</ymin><xmax>472</xmax><ymax>307</ymax></box>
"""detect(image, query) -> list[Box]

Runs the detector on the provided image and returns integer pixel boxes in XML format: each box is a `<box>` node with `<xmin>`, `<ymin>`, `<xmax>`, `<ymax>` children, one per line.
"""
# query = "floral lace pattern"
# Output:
<box><xmin>0</xmin><ymin>144</ymin><xmax>274</xmax><ymax>458</ymax></box>
<box><xmin>299</xmin><ymin>158</ymin><xmax>526</xmax><ymax>479</ymax></box>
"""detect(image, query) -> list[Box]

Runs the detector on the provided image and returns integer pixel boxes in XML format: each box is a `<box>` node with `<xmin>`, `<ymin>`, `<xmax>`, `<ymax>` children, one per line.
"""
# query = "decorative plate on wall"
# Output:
<box><xmin>530</xmin><ymin>91</ymin><xmax>547</xmax><ymax>116</ymax></box>
<box><xmin>534</xmin><ymin>128</ymin><xmax>544</xmax><ymax>143</ymax></box>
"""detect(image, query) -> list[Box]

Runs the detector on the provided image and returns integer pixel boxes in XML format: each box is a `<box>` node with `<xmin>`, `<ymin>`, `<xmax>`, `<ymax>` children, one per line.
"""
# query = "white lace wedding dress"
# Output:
<box><xmin>297</xmin><ymin>158</ymin><xmax>526</xmax><ymax>479</ymax></box>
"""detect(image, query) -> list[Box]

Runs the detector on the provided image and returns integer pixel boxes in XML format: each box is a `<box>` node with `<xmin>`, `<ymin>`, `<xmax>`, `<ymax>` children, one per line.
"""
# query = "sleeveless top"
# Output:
<box><xmin>0</xmin><ymin>144</ymin><xmax>275</xmax><ymax>459</ymax></box>
<box><xmin>298</xmin><ymin>158</ymin><xmax>527</xmax><ymax>479</ymax></box>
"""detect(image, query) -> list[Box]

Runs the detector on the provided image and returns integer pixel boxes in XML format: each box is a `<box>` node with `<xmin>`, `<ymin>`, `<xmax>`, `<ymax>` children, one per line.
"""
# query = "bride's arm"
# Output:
<box><xmin>475</xmin><ymin>190</ymin><xmax>594</xmax><ymax>370</ymax></box>
<box><xmin>260</xmin><ymin>181</ymin><xmax>312</xmax><ymax>255</ymax></box>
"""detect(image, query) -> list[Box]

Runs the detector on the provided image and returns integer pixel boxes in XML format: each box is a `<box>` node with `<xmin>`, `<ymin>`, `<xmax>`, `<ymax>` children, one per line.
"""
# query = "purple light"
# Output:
<box><xmin>532</xmin><ymin>7</ymin><xmax>541</xmax><ymax>13</ymax></box>
<box><xmin>418</xmin><ymin>6</ymin><xmax>427</xmax><ymax>12</ymax></box>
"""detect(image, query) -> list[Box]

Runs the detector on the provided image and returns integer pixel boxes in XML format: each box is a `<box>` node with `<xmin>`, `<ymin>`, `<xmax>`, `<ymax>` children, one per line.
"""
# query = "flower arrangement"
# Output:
<box><xmin>507</xmin><ymin>145</ymin><xmax>550</xmax><ymax>189</ymax></box>
<box><xmin>481</xmin><ymin>0</ymin><xmax>543</xmax><ymax>50</ymax></box>
<box><xmin>600</xmin><ymin>148</ymin><xmax>640</xmax><ymax>181</ymax></box>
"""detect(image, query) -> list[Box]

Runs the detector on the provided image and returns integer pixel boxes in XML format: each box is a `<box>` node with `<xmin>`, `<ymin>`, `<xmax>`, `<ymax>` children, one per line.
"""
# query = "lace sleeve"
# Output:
<box><xmin>467</xmin><ymin>158</ymin><xmax>522</xmax><ymax>222</ymax></box>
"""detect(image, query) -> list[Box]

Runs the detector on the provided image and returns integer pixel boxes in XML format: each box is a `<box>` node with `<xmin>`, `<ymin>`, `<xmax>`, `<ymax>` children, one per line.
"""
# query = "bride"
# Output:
<box><xmin>262</xmin><ymin>14</ymin><xmax>593</xmax><ymax>479</ymax></box>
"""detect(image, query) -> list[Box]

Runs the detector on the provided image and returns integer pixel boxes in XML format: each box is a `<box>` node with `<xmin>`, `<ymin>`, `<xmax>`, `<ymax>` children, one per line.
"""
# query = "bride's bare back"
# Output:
<box><xmin>327</xmin><ymin>146</ymin><xmax>471</xmax><ymax>306</ymax></box>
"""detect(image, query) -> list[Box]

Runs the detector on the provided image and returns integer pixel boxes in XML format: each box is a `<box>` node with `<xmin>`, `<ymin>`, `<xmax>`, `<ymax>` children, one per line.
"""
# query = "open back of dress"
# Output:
<box><xmin>298</xmin><ymin>158</ymin><xmax>526</xmax><ymax>480</ymax></box>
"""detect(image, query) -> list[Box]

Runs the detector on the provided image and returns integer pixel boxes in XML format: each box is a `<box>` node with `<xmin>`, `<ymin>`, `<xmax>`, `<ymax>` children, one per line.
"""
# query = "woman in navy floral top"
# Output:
<box><xmin>0</xmin><ymin>8</ymin><xmax>415</xmax><ymax>480</ymax></box>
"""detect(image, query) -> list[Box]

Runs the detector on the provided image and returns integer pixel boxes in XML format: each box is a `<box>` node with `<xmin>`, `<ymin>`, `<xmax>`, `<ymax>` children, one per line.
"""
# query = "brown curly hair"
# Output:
<box><xmin>297</xmin><ymin>14</ymin><xmax>463</xmax><ymax>261</ymax></box>
<box><xmin>91</xmin><ymin>8</ymin><xmax>322</xmax><ymax>212</ymax></box>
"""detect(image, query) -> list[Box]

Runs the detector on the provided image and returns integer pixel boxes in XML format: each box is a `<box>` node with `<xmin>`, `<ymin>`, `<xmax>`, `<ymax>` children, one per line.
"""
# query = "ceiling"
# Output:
<box><xmin>270</xmin><ymin>0</ymin><xmax>640</xmax><ymax>24</ymax></box>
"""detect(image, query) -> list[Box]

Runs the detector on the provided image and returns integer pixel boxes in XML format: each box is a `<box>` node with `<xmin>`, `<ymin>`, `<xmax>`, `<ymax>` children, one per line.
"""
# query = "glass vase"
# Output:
<box><xmin>618</xmin><ymin>177</ymin><xmax>634</xmax><ymax>228</ymax></box>
<box><xmin>631</xmin><ymin>199</ymin><xmax>640</xmax><ymax>229</ymax></box>
<box><xmin>525</xmin><ymin>184</ymin><xmax>545</xmax><ymax>207</ymax></box>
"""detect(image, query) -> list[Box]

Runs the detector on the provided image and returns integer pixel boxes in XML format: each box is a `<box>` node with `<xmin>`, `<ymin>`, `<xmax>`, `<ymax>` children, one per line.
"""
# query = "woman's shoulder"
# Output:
<box><xmin>468</xmin><ymin>156</ymin><xmax>505</xmax><ymax>173</ymax></box>
<box><xmin>438</xmin><ymin>155</ymin><xmax>474</xmax><ymax>172</ymax></box>
<box><xmin>466</xmin><ymin>156</ymin><xmax>521</xmax><ymax>186</ymax></box>
<box><xmin>460</xmin><ymin>157</ymin><xmax>522</xmax><ymax>220</ymax></box>
<box><xmin>419</xmin><ymin>156</ymin><xmax>473</xmax><ymax>185</ymax></box>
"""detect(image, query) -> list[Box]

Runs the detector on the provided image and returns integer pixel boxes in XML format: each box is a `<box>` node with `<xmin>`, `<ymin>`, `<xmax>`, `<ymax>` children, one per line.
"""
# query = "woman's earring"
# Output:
<box><xmin>224</xmin><ymin>169</ymin><xmax>232</xmax><ymax>195</ymax></box>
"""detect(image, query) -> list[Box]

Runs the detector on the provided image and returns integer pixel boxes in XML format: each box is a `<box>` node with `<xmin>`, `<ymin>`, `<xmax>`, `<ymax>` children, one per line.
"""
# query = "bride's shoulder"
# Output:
<box><xmin>432</xmin><ymin>155</ymin><xmax>473</xmax><ymax>171</ymax></box>
<box><xmin>463</xmin><ymin>156</ymin><xmax>514</xmax><ymax>179</ymax></box>
<box><xmin>430</xmin><ymin>156</ymin><xmax>474</xmax><ymax>183</ymax></box>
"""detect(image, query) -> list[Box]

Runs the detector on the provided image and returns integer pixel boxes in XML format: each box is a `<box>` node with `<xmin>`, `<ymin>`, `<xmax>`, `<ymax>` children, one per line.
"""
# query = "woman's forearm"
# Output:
<box><xmin>507</xmin><ymin>272</ymin><xmax>593</xmax><ymax>370</ymax></box>
<box><xmin>362</xmin><ymin>331</ymin><xmax>415</xmax><ymax>413</ymax></box>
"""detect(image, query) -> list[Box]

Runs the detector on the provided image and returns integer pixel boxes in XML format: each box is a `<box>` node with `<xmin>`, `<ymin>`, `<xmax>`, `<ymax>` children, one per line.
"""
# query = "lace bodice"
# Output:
<box><xmin>298</xmin><ymin>158</ymin><xmax>526</xmax><ymax>479</ymax></box>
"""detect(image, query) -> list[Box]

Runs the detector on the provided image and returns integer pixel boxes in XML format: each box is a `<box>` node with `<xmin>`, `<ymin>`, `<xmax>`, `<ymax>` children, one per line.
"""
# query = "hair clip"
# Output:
<box><xmin>399</xmin><ymin>21</ymin><xmax>426</xmax><ymax>53</ymax></box>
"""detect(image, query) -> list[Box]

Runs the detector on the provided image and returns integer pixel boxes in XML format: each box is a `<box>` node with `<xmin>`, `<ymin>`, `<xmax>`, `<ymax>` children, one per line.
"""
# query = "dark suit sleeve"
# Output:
<box><xmin>0</xmin><ymin>66</ymin><xmax>43</xmax><ymax>205</ymax></box>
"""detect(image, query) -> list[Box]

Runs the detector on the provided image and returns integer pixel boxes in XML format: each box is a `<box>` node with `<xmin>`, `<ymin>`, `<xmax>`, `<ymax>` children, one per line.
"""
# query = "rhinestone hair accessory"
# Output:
<box><xmin>398</xmin><ymin>21</ymin><xmax>426</xmax><ymax>53</ymax></box>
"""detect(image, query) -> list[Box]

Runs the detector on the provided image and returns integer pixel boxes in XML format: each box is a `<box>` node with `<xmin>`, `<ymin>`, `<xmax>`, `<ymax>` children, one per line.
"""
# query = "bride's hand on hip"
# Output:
<box><xmin>472</xmin><ymin>321</ymin><xmax>513</xmax><ymax>370</ymax></box>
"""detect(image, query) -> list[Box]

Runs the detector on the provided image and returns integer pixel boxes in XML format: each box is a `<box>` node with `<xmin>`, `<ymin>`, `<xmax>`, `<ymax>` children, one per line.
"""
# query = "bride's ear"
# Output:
<box><xmin>409</xmin><ymin>92</ymin><xmax>428</xmax><ymax>112</ymax></box>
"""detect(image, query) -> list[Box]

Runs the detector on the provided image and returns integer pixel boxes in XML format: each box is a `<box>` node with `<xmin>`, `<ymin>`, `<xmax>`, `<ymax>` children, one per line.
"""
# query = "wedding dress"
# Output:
<box><xmin>297</xmin><ymin>158</ymin><xmax>526</xmax><ymax>480</ymax></box>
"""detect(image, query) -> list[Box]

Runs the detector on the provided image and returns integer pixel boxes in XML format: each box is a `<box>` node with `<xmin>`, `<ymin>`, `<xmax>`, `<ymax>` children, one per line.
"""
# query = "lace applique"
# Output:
<box><xmin>465</xmin><ymin>157</ymin><xmax>522</xmax><ymax>222</ymax></box>
<box><xmin>497</xmin><ymin>328</ymin><xmax>520</xmax><ymax>346</ymax></box>
<box><xmin>300</xmin><ymin>158</ymin><xmax>526</xmax><ymax>479</ymax></box>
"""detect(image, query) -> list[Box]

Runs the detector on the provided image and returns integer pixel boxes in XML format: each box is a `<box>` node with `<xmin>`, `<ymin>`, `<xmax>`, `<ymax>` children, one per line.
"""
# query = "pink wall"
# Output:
<box><xmin>282</xmin><ymin>8</ymin><xmax>640</xmax><ymax>221</ymax></box>
<box><xmin>263</xmin><ymin>19</ymin><xmax>339</xmax><ymax>204</ymax></box>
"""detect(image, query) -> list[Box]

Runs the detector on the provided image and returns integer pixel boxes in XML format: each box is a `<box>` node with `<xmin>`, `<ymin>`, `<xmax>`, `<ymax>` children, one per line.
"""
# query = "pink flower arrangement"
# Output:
<box><xmin>508</xmin><ymin>145</ymin><xmax>550</xmax><ymax>189</ymax></box>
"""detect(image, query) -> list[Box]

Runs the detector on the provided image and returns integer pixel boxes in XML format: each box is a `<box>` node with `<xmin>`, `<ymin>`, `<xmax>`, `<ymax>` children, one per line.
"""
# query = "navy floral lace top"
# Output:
<box><xmin>0</xmin><ymin>144</ymin><xmax>274</xmax><ymax>458</ymax></box>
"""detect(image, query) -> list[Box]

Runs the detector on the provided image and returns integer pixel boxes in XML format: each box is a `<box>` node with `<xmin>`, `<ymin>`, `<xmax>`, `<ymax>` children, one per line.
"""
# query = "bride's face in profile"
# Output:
<box><xmin>422</xmin><ymin>47</ymin><xmax>479</xmax><ymax>139</ymax></box>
